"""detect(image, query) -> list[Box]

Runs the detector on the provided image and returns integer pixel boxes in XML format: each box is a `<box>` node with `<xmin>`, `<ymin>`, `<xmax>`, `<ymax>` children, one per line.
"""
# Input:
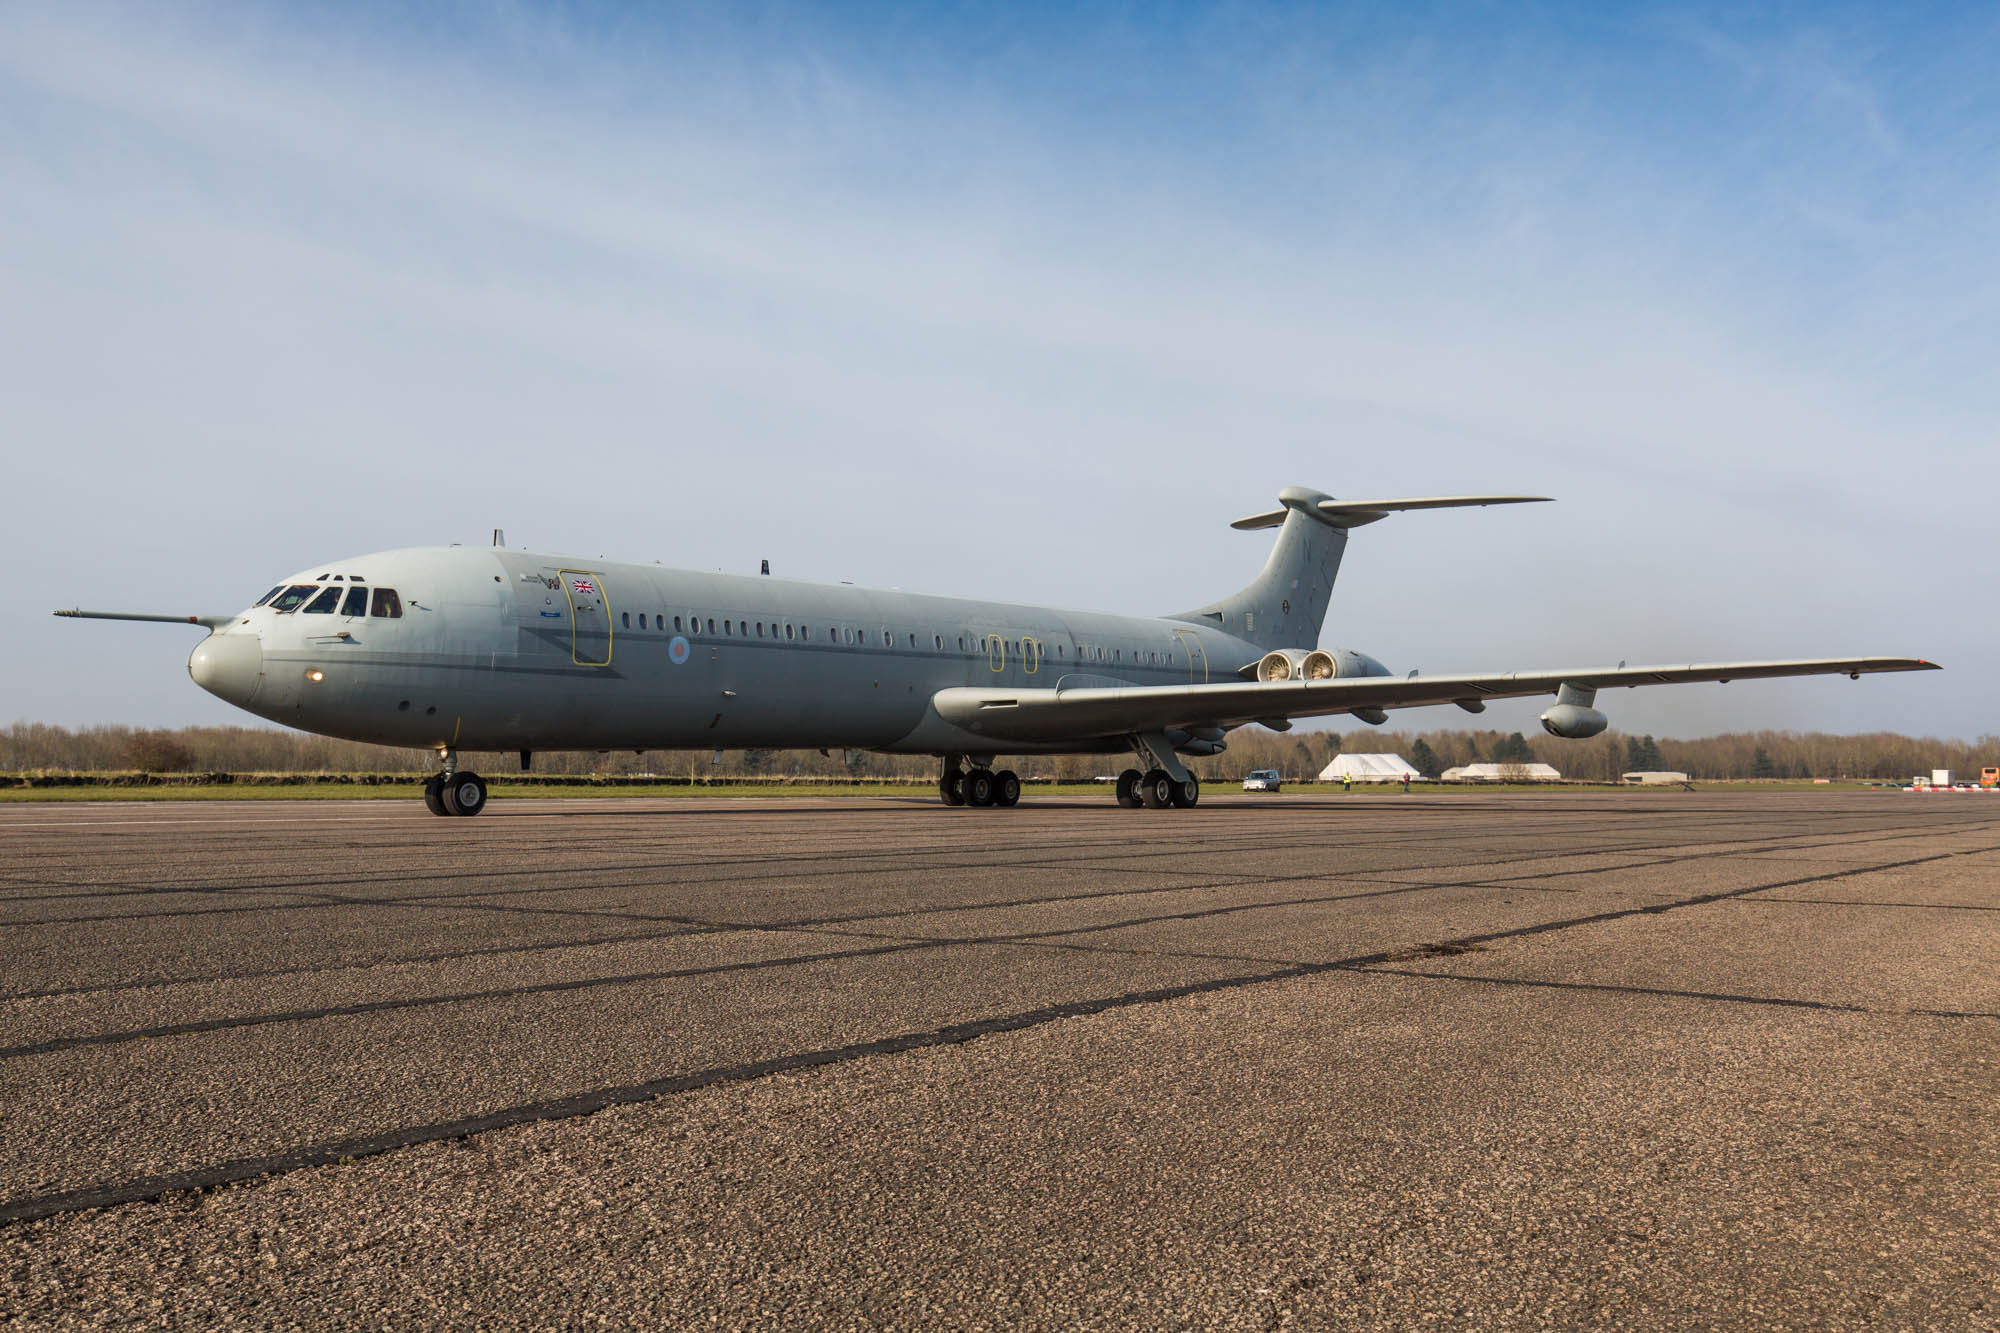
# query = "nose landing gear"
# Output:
<box><xmin>426</xmin><ymin>749</ymin><xmax>488</xmax><ymax>817</ymax></box>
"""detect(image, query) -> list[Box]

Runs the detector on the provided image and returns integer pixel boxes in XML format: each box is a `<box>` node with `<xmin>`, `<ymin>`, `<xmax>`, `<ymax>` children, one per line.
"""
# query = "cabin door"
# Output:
<box><xmin>1174</xmin><ymin>629</ymin><xmax>1209</xmax><ymax>683</ymax></box>
<box><xmin>559</xmin><ymin>569</ymin><xmax>612</xmax><ymax>666</ymax></box>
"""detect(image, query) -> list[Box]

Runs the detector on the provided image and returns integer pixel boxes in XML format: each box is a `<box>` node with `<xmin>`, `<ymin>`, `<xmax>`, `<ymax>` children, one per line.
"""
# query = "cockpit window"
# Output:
<box><xmin>302</xmin><ymin>587</ymin><xmax>342</xmax><ymax>614</ymax></box>
<box><xmin>253</xmin><ymin>586</ymin><xmax>285</xmax><ymax>608</ymax></box>
<box><xmin>340</xmin><ymin>587</ymin><xmax>369</xmax><ymax>617</ymax></box>
<box><xmin>369</xmin><ymin>588</ymin><xmax>403</xmax><ymax>618</ymax></box>
<box><xmin>269</xmin><ymin>585</ymin><xmax>319</xmax><ymax>613</ymax></box>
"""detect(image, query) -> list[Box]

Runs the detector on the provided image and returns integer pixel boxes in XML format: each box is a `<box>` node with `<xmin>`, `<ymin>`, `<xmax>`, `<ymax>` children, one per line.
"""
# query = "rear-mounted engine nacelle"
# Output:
<box><xmin>1256</xmin><ymin>647</ymin><xmax>1389</xmax><ymax>682</ymax></box>
<box><xmin>1257</xmin><ymin>649</ymin><xmax>1338</xmax><ymax>682</ymax></box>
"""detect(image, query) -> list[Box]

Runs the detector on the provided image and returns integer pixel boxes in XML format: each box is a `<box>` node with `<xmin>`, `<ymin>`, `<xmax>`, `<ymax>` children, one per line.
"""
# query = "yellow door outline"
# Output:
<box><xmin>986</xmin><ymin>634</ymin><xmax>1006</xmax><ymax>673</ymax></box>
<box><xmin>1022</xmin><ymin>636</ymin><xmax>1042</xmax><ymax>674</ymax></box>
<box><xmin>559</xmin><ymin>568</ymin><xmax>612</xmax><ymax>667</ymax></box>
<box><xmin>1173</xmin><ymin>629</ymin><xmax>1208</xmax><ymax>683</ymax></box>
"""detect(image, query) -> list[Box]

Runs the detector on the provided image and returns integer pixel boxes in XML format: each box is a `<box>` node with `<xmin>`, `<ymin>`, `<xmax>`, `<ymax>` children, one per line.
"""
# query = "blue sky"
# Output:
<box><xmin>3</xmin><ymin>1</ymin><xmax>1994</xmax><ymax>739</ymax></box>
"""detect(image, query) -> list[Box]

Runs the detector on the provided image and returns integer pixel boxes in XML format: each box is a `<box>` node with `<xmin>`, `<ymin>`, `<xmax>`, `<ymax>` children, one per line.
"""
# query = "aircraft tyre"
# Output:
<box><xmin>939</xmin><ymin>770</ymin><xmax>965</xmax><ymax>806</ymax></box>
<box><xmin>963</xmin><ymin>769</ymin><xmax>997</xmax><ymax>808</ymax></box>
<box><xmin>423</xmin><ymin>774</ymin><xmax>449</xmax><ymax>817</ymax></box>
<box><xmin>441</xmin><ymin>772</ymin><xmax>488</xmax><ymax>817</ymax></box>
<box><xmin>1115</xmin><ymin>769</ymin><xmax>1144</xmax><ymax>808</ymax></box>
<box><xmin>1171</xmin><ymin>775</ymin><xmax>1200</xmax><ymax>808</ymax></box>
<box><xmin>993</xmin><ymin>770</ymin><xmax>1021</xmax><ymax>807</ymax></box>
<box><xmin>1140</xmin><ymin>769</ymin><xmax>1176</xmax><ymax>809</ymax></box>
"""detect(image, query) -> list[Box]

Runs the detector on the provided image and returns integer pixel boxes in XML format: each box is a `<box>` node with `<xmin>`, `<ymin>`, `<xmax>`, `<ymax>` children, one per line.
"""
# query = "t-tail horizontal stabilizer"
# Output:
<box><xmin>1229</xmin><ymin>495</ymin><xmax>1552</xmax><ymax>530</ymax></box>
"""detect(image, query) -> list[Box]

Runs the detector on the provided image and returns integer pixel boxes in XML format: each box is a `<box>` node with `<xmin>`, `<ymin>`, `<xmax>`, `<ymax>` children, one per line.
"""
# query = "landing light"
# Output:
<box><xmin>305</xmin><ymin>669</ymin><xmax>325</xmax><ymax>683</ymax></box>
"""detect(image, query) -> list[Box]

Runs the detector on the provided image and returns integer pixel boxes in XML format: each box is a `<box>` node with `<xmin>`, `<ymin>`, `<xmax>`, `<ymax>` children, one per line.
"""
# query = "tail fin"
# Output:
<box><xmin>1169</xmin><ymin>487</ymin><xmax>1548</xmax><ymax>652</ymax></box>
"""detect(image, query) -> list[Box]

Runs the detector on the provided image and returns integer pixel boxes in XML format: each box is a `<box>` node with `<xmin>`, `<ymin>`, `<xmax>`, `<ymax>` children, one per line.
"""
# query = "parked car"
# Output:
<box><xmin>1242</xmin><ymin>770</ymin><xmax>1282</xmax><ymax>792</ymax></box>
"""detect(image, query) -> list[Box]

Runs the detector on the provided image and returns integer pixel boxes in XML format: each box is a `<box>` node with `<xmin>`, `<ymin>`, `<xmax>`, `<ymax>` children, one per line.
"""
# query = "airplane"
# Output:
<box><xmin>55</xmin><ymin>485</ymin><xmax>1937</xmax><ymax>817</ymax></box>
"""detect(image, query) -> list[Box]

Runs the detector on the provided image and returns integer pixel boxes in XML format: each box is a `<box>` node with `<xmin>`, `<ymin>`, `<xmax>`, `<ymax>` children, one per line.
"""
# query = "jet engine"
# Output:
<box><xmin>1538</xmin><ymin>683</ymin><xmax>1607</xmax><ymax>738</ymax></box>
<box><xmin>1256</xmin><ymin>649</ymin><xmax>1339</xmax><ymax>682</ymax></box>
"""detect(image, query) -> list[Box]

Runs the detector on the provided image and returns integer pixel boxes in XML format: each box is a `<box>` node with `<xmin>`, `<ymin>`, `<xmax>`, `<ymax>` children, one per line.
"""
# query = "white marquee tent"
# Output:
<box><xmin>1441</xmin><ymin>762</ymin><xmax>1563</xmax><ymax>782</ymax></box>
<box><xmin>1319</xmin><ymin>753</ymin><xmax>1420</xmax><ymax>782</ymax></box>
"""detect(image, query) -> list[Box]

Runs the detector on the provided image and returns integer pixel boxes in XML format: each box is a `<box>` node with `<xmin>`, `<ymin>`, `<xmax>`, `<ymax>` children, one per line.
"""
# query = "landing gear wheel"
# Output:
<box><xmin>1115</xmin><ymin>769</ymin><xmax>1144</xmax><ymax>808</ymax></box>
<box><xmin>423</xmin><ymin>774</ymin><xmax>449</xmax><ymax>816</ymax></box>
<box><xmin>1140</xmin><ymin>769</ymin><xmax>1176</xmax><ymax>809</ymax></box>
<box><xmin>1171</xmin><ymin>775</ymin><xmax>1200</xmax><ymax>808</ymax></box>
<box><xmin>441</xmin><ymin>771</ymin><xmax>488</xmax><ymax>817</ymax></box>
<box><xmin>963</xmin><ymin>769</ymin><xmax>997</xmax><ymax>808</ymax></box>
<box><xmin>993</xmin><ymin>770</ymin><xmax>1021</xmax><ymax>807</ymax></box>
<box><xmin>939</xmin><ymin>769</ymin><xmax>965</xmax><ymax>806</ymax></box>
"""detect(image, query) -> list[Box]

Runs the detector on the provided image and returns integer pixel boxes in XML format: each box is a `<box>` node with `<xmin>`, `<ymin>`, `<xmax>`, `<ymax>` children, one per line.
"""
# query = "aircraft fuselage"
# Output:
<box><xmin>191</xmin><ymin>545</ymin><xmax>1368</xmax><ymax>758</ymax></box>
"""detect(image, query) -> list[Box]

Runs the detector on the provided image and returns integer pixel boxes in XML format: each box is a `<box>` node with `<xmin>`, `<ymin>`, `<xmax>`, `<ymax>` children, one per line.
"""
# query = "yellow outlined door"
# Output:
<box><xmin>985</xmin><ymin>634</ymin><xmax>1006</xmax><ymax>673</ymax></box>
<box><xmin>559</xmin><ymin>569</ymin><xmax>612</xmax><ymax>666</ymax></box>
<box><xmin>1173</xmin><ymin>629</ymin><xmax>1208</xmax><ymax>683</ymax></box>
<box><xmin>1021</xmin><ymin>637</ymin><xmax>1042</xmax><ymax>674</ymax></box>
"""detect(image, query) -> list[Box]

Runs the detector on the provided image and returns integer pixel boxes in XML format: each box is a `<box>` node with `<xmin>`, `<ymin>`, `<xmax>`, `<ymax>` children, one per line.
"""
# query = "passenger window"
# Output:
<box><xmin>726</xmin><ymin>620</ymin><xmax>734</xmax><ymax>635</ymax></box>
<box><xmin>757</xmin><ymin>623</ymin><xmax>765</xmax><ymax>638</ymax></box>
<box><xmin>270</xmin><ymin>585</ymin><xmax>318</xmax><ymax>613</ymax></box>
<box><xmin>340</xmin><ymin>587</ymin><xmax>369</xmax><ymax>617</ymax></box>
<box><xmin>302</xmin><ymin>587</ymin><xmax>342</xmax><ymax>614</ymax></box>
<box><xmin>934</xmin><ymin>634</ymin><xmax>942</xmax><ymax>650</ymax></box>
<box><xmin>674</xmin><ymin>616</ymin><xmax>683</xmax><ymax>632</ymax></box>
<box><xmin>881</xmin><ymin>630</ymin><xmax>890</xmax><ymax>647</ymax></box>
<box><xmin>370</xmin><ymin>588</ymin><xmax>403</xmax><ymax>618</ymax></box>
<box><xmin>622</xmin><ymin>612</ymin><xmax>631</xmax><ymax>629</ymax></box>
<box><xmin>786</xmin><ymin>624</ymin><xmax>795</xmax><ymax>640</ymax></box>
<box><xmin>253</xmin><ymin>586</ymin><xmax>285</xmax><ymax>608</ymax></box>
<box><xmin>706</xmin><ymin>618</ymin><xmax>715</xmax><ymax>634</ymax></box>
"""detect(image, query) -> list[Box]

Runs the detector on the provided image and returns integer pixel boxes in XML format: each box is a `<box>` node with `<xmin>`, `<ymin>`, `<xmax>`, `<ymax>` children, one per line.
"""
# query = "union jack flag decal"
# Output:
<box><xmin>569</xmin><ymin>578</ymin><xmax>597</xmax><ymax>596</ymax></box>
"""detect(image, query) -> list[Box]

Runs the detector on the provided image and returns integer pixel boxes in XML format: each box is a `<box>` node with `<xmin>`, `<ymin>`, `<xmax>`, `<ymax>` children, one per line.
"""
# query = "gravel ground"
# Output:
<box><xmin>1</xmin><ymin>792</ymin><xmax>1995</xmax><ymax>1329</ymax></box>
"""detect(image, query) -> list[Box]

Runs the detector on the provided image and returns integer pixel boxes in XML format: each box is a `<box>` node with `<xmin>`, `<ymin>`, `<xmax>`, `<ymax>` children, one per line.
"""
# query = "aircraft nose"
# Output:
<box><xmin>188</xmin><ymin>632</ymin><xmax>264</xmax><ymax>705</ymax></box>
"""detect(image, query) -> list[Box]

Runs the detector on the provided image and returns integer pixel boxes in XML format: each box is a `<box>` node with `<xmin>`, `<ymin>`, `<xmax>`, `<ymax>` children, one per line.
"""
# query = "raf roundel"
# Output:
<box><xmin>668</xmin><ymin>635</ymin><xmax>691</xmax><ymax>665</ymax></box>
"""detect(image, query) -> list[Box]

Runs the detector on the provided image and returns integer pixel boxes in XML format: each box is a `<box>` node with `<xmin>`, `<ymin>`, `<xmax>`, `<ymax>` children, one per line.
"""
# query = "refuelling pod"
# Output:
<box><xmin>1539</xmin><ymin>683</ymin><xmax>1608</xmax><ymax>739</ymax></box>
<box><xmin>1257</xmin><ymin>649</ymin><xmax>1339</xmax><ymax>682</ymax></box>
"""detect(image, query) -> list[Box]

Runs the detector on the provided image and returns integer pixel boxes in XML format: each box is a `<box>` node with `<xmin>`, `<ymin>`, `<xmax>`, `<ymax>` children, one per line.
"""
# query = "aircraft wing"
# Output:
<box><xmin>931</xmin><ymin>658</ymin><xmax>1939</xmax><ymax>743</ymax></box>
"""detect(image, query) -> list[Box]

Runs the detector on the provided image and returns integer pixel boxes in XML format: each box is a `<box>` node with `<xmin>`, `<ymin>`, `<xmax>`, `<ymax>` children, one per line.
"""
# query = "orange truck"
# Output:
<box><xmin>1983</xmin><ymin>767</ymin><xmax>1999</xmax><ymax>788</ymax></box>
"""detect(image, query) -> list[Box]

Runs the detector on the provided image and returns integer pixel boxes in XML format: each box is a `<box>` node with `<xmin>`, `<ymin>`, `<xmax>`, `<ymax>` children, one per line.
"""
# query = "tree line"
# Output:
<box><xmin>2</xmin><ymin>720</ymin><xmax>1990</xmax><ymax>782</ymax></box>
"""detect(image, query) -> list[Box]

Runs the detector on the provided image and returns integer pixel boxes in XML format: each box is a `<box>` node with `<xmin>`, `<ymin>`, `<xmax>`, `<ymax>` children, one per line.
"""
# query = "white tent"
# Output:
<box><xmin>1319</xmin><ymin>753</ymin><xmax>1419</xmax><ymax>782</ymax></box>
<box><xmin>1441</xmin><ymin>762</ymin><xmax>1563</xmax><ymax>782</ymax></box>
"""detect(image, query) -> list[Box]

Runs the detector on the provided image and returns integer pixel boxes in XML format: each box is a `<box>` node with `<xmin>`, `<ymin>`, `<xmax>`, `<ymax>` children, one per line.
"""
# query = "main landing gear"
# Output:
<box><xmin>1113</xmin><ymin>733</ymin><xmax>1201</xmax><ymax>810</ymax></box>
<box><xmin>1115</xmin><ymin>767</ymin><xmax>1200</xmax><ymax>809</ymax></box>
<box><xmin>424</xmin><ymin>749</ymin><xmax>488</xmax><ymax>817</ymax></box>
<box><xmin>940</xmin><ymin>755</ymin><xmax>1021</xmax><ymax>809</ymax></box>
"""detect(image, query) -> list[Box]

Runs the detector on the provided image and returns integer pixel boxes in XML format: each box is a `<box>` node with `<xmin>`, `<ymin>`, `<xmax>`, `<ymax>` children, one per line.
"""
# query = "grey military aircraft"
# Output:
<box><xmin>57</xmin><ymin>486</ymin><xmax>1936</xmax><ymax>816</ymax></box>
